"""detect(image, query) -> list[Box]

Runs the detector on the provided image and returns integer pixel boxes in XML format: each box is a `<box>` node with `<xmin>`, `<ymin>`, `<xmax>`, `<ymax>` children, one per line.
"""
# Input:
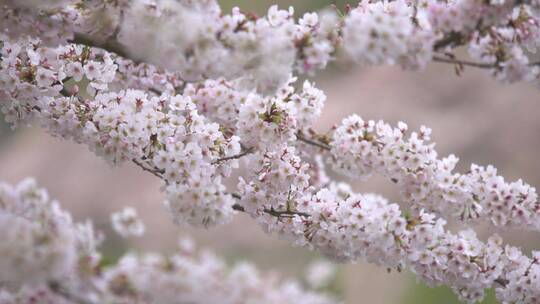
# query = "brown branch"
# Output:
<box><xmin>263</xmin><ymin>206</ymin><xmax>310</xmax><ymax>218</ymax></box>
<box><xmin>48</xmin><ymin>281</ymin><xmax>93</xmax><ymax>304</ymax></box>
<box><xmin>297</xmin><ymin>133</ymin><xmax>331</xmax><ymax>151</ymax></box>
<box><xmin>212</xmin><ymin>147</ymin><xmax>255</xmax><ymax>164</ymax></box>
<box><xmin>433</xmin><ymin>32</ymin><xmax>465</xmax><ymax>51</ymax></box>
<box><xmin>433</xmin><ymin>55</ymin><xmax>540</xmax><ymax>70</ymax></box>
<box><xmin>232</xmin><ymin>203</ymin><xmax>245</xmax><ymax>211</ymax></box>
<box><xmin>70</xmin><ymin>32</ymin><xmax>130</xmax><ymax>60</ymax></box>
<box><xmin>232</xmin><ymin>194</ymin><xmax>309</xmax><ymax>218</ymax></box>
<box><xmin>231</xmin><ymin>202</ymin><xmax>310</xmax><ymax>218</ymax></box>
<box><xmin>494</xmin><ymin>278</ymin><xmax>509</xmax><ymax>287</ymax></box>
<box><xmin>432</xmin><ymin>56</ymin><xmax>497</xmax><ymax>69</ymax></box>
<box><xmin>132</xmin><ymin>159</ymin><xmax>165</xmax><ymax>179</ymax></box>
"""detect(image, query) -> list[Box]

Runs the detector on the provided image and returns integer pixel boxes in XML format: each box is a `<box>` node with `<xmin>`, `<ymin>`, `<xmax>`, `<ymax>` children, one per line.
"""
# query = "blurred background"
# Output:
<box><xmin>1</xmin><ymin>1</ymin><xmax>539</xmax><ymax>303</ymax></box>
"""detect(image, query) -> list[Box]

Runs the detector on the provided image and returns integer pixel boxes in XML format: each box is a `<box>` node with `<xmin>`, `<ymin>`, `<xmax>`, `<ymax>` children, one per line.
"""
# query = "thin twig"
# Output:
<box><xmin>49</xmin><ymin>281</ymin><xmax>93</xmax><ymax>304</ymax></box>
<box><xmin>432</xmin><ymin>56</ymin><xmax>498</xmax><ymax>69</ymax></box>
<box><xmin>232</xmin><ymin>203</ymin><xmax>245</xmax><ymax>211</ymax></box>
<box><xmin>433</xmin><ymin>55</ymin><xmax>540</xmax><ymax>69</ymax></box>
<box><xmin>264</xmin><ymin>206</ymin><xmax>310</xmax><ymax>218</ymax></box>
<box><xmin>297</xmin><ymin>133</ymin><xmax>331</xmax><ymax>151</ymax></box>
<box><xmin>231</xmin><ymin>197</ymin><xmax>310</xmax><ymax>218</ymax></box>
<box><xmin>131</xmin><ymin>160</ymin><xmax>312</xmax><ymax>219</ymax></box>
<box><xmin>70</xmin><ymin>32</ymin><xmax>130</xmax><ymax>60</ymax></box>
<box><xmin>212</xmin><ymin>147</ymin><xmax>255</xmax><ymax>164</ymax></box>
<box><xmin>433</xmin><ymin>31</ymin><xmax>464</xmax><ymax>50</ymax></box>
<box><xmin>132</xmin><ymin>159</ymin><xmax>165</xmax><ymax>179</ymax></box>
<box><xmin>494</xmin><ymin>278</ymin><xmax>509</xmax><ymax>287</ymax></box>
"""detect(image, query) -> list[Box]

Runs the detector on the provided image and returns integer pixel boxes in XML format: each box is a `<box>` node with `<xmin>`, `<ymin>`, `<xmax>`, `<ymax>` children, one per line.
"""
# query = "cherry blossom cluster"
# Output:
<box><xmin>343</xmin><ymin>0</ymin><xmax>431</xmax><ymax>68</ymax></box>
<box><xmin>103</xmin><ymin>246</ymin><xmax>334</xmax><ymax>304</ymax></box>
<box><xmin>232</xmin><ymin>143</ymin><xmax>538</xmax><ymax>303</ymax></box>
<box><xmin>0</xmin><ymin>178</ymin><xmax>100</xmax><ymax>291</ymax></box>
<box><xmin>2</xmin><ymin>0</ymin><xmax>540</xmax><ymax>302</ymax></box>
<box><xmin>111</xmin><ymin>207</ymin><xmax>145</xmax><ymax>238</ymax></box>
<box><xmin>329</xmin><ymin>115</ymin><xmax>540</xmax><ymax>231</ymax></box>
<box><xmin>235</xmin><ymin>79</ymin><xmax>326</xmax><ymax>150</ymax></box>
<box><xmin>237</xmin><ymin>146</ymin><xmax>311</xmax><ymax>215</ymax></box>
<box><xmin>238</xmin><ymin>170</ymin><xmax>539</xmax><ymax>303</ymax></box>
<box><xmin>116</xmin><ymin>1</ymin><xmax>341</xmax><ymax>93</ymax></box>
<box><xmin>0</xmin><ymin>36</ymin><xmax>242</xmax><ymax>227</ymax></box>
<box><xmin>2</xmin><ymin>0</ymin><xmax>539</xmax><ymax>91</ymax></box>
<box><xmin>305</xmin><ymin>260</ymin><xmax>337</xmax><ymax>289</ymax></box>
<box><xmin>0</xmin><ymin>179</ymin><xmax>334</xmax><ymax>304</ymax></box>
<box><xmin>106</xmin><ymin>0</ymin><xmax>540</xmax><ymax>86</ymax></box>
<box><xmin>185</xmin><ymin>77</ymin><xmax>326</xmax><ymax>138</ymax></box>
<box><xmin>497</xmin><ymin>249</ymin><xmax>540</xmax><ymax>303</ymax></box>
<box><xmin>1</xmin><ymin>27</ymin><xmax>539</xmax><ymax>304</ymax></box>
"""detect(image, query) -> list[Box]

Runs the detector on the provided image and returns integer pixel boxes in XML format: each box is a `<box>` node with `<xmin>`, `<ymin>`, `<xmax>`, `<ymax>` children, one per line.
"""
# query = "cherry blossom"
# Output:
<box><xmin>0</xmin><ymin>179</ymin><xmax>335</xmax><ymax>304</ymax></box>
<box><xmin>111</xmin><ymin>207</ymin><xmax>145</xmax><ymax>238</ymax></box>
<box><xmin>1</xmin><ymin>0</ymin><xmax>540</xmax><ymax>302</ymax></box>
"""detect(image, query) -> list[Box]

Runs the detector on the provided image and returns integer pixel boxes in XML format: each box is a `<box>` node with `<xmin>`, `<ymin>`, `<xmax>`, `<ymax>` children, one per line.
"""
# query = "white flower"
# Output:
<box><xmin>35</xmin><ymin>67</ymin><xmax>56</xmax><ymax>87</ymax></box>
<box><xmin>299</xmin><ymin>12</ymin><xmax>318</xmax><ymax>27</ymax></box>
<box><xmin>0</xmin><ymin>179</ymin><xmax>87</xmax><ymax>288</ymax></box>
<box><xmin>343</xmin><ymin>0</ymin><xmax>414</xmax><ymax>65</ymax></box>
<box><xmin>65</xmin><ymin>62</ymin><xmax>84</xmax><ymax>82</ymax></box>
<box><xmin>83</xmin><ymin>61</ymin><xmax>101</xmax><ymax>80</ymax></box>
<box><xmin>111</xmin><ymin>207</ymin><xmax>146</xmax><ymax>238</ymax></box>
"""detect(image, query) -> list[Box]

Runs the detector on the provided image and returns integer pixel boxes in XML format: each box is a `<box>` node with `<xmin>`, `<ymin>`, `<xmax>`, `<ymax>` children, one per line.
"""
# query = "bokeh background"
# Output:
<box><xmin>1</xmin><ymin>1</ymin><xmax>539</xmax><ymax>303</ymax></box>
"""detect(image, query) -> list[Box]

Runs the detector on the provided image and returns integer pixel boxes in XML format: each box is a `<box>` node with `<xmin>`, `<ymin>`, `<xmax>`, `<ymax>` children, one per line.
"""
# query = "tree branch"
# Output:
<box><xmin>70</xmin><ymin>32</ymin><xmax>131</xmax><ymax>61</ymax></box>
<box><xmin>132</xmin><ymin>159</ymin><xmax>165</xmax><ymax>180</ymax></box>
<box><xmin>432</xmin><ymin>56</ymin><xmax>498</xmax><ymax>69</ymax></box>
<box><xmin>132</xmin><ymin>157</ymin><xmax>311</xmax><ymax>218</ymax></box>
<box><xmin>263</xmin><ymin>206</ymin><xmax>311</xmax><ymax>218</ymax></box>
<box><xmin>57</xmin><ymin>83</ymin><xmax>312</xmax><ymax>220</ymax></box>
<box><xmin>433</xmin><ymin>32</ymin><xmax>465</xmax><ymax>51</ymax></box>
<box><xmin>231</xmin><ymin>202</ymin><xmax>310</xmax><ymax>218</ymax></box>
<box><xmin>494</xmin><ymin>278</ymin><xmax>509</xmax><ymax>287</ymax></box>
<box><xmin>297</xmin><ymin>133</ymin><xmax>331</xmax><ymax>151</ymax></box>
<box><xmin>212</xmin><ymin>147</ymin><xmax>255</xmax><ymax>164</ymax></box>
<box><xmin>48</xmin><ymin>281</ymin><xmax>93</xmax><ymax>304</ymax></box>
<box><xmin>433</xmin><ymin>55</ymin><xmax>540</xmax><ymax>70</ymax></box>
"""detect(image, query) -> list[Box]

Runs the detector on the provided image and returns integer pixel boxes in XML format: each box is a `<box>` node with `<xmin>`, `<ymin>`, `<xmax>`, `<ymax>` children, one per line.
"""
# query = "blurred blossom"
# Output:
<box><xmin>305</xmin><ymin>260</ymin><xmax>337</xmax><ymax>289</ymax></box>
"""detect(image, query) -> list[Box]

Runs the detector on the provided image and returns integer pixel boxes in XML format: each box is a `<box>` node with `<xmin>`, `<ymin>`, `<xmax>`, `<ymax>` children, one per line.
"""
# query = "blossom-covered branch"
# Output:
<box><xmin>2</xmin><ymin>33</ymin><xmax>540</xmax><ymax>303</ymax></box>
<box><xmin>0</xmin><ymin>178</ymin><xmax>335</xmax><ymax>304</ymax></box>
<box><xmin>1</xmin><ymin>0</ymin><xmax>540</xmax><ymax>303</ymax></box>
<box><xmin>2</xmin><ymin>0</ymin><xmax>540</xmax><ymax>91</ymax></box>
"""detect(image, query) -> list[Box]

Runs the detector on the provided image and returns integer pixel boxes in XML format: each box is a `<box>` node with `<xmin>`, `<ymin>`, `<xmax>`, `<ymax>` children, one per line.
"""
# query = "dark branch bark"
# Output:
<box><xmin>433</xmin><ymin>55</ymin><xmax>540</xmax><ymax>69</ymax></box>
<box><xmin>432</xmin><ymin>56</ymin><xmax>498</xmax><ymax>69</ymax></box>
<box><xmin>70</xmin><ymin>32</ymin><xmax>131</xmax><ymax>60</ymax></box>
<box><xmin>232</xmin><ymin>202</ymin><xmax>311</xmax><ymax>218</ymax></box>
<box><xmin>433</xmin><ymin>32</ymin><xmax>465</xmax><ymax>51</ymax></box>
<box><xmin>212</xmin><ymin>147</ymin><xmax>255</xmax><ymax>164</ymax></box>
<box><xmin>297</xmin><ymin>134</ymin><xmax>331</xmax><ymax>151</ymax></box>
<box><xmin>132</xmin><ymin>159</ymin><xmax>165</xmax><ymax>180</ymax></box>
<box><xmin>48</xmin><ymin>281</ymin><xmax>93</xmax><ymax>304</ymax></box>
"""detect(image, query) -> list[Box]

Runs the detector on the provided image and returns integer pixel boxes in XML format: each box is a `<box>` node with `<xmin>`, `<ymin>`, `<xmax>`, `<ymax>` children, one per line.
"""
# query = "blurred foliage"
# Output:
<box><xmin>404</xmin><ymin>283</ymin><xmax>498</xmax><ymax>304</ymax></box>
